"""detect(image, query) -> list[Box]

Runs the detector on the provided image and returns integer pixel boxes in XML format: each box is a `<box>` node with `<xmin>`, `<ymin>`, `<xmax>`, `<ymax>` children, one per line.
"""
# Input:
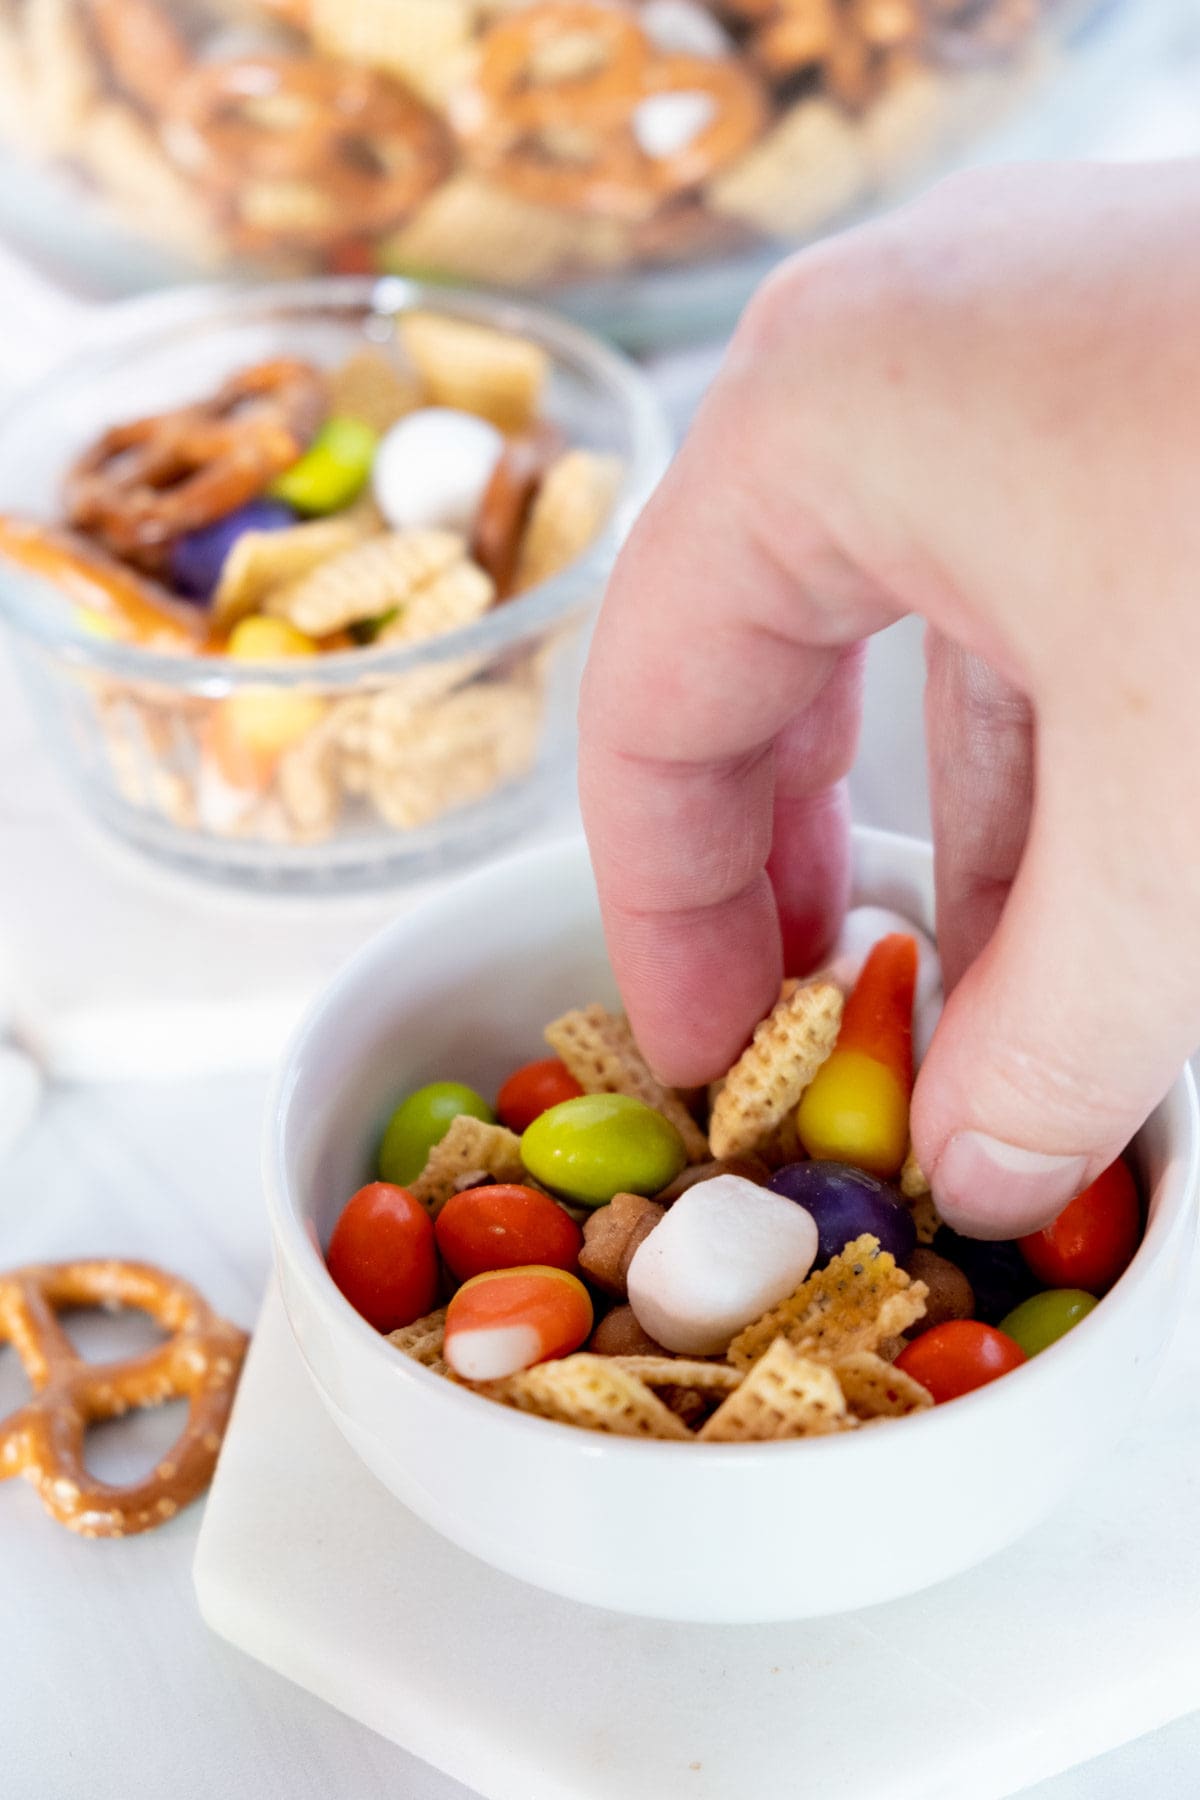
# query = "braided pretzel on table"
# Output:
<box><xmin>457</xmin><ymin>1</ymin><xmax>768</xmax><ymax>219</ymax></box>
<box><xmin>0</xmin><ymin>1260</ymin><xmax>248</xmax><ymax>1538</ymax></box>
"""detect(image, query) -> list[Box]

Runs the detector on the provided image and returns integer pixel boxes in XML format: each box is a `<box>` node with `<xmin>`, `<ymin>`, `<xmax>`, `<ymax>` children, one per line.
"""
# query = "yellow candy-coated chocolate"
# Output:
<box><xmin>226</xmin><ymin>615</ymin><xmax>318</xmax><ymax>662</ymax></box>
<box><xmin>224</xmin><ymin>614</ymin><xmax>325</xmax><ymax>754</ymax></box>
<box><xmin>796</xmin><ymin>1049</ymin><xmax>908</xmax><ymax>1179</ymax></box>
<box><xmin>75</xmin><ymin>606</ymin><xmax>122</xmax><ymax>640</ymax></box>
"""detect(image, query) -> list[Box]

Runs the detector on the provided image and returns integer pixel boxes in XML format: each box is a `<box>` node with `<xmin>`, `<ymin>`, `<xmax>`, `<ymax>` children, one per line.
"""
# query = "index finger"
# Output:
<box><xmin>578</xmin><ymin>314</ymin><xmax>899</xmax><ymax>1087</ymax></box>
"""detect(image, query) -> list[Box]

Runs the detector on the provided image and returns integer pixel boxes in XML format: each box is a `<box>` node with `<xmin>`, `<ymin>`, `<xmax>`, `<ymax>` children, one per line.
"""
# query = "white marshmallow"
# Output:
<box><xmin>640</xmin><ymin>0</ymin><xmax>733</xmax><ymax>57</ymax></box>
<box><xmin>914</xmin><ymin>989</ymin><xmax>943</xmax><ymax>1069</ymax></box>
<box><xmin>632</xmin><ymin>91</ymin><xmax>716</xmax><ymax>160</ymax></box>
<box><xmin>827</xmin><ymin>905</ymin><xmax>942</xmax><ymax>1012</ymax></box>
<box><xmin>372</xmin><ymin>407</ymin><xmax>504</xmax><ymax>535</ymax></box>
<box><xmin>627</xmin><ymin>1175</ymin><xmax>818</xmax><ymax>1357</ymax></box>
<box><xmin>0</xmin><ymin>1045</ymin><xmax>42</xmax><ymax>1161</ymax></box>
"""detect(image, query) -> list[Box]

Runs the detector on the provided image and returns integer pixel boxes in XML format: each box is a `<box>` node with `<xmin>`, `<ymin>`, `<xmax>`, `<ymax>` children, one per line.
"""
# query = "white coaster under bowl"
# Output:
<box><xmin>194</xmin><ymin>1275</ymin><xmax>1200</xmax><ymax>1800</ymax></box>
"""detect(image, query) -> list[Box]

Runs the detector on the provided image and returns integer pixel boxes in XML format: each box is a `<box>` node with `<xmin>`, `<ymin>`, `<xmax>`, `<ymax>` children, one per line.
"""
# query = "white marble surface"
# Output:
<box><xmin>5</xmin><ymin>5</ymin><xmax>1200</xmax><ymax>1791</ymax></box>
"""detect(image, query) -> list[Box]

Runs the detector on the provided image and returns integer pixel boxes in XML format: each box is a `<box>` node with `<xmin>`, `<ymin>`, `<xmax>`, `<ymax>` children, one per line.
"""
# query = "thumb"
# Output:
<box><xmin>911</xmin><ymin>809</ymin><xmax>1200</xmax><ymax>1239</ymax></box>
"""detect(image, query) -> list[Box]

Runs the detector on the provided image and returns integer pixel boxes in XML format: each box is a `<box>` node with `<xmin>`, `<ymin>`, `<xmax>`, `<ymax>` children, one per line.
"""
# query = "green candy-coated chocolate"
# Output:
<box><xmin>269</xmin><ymin>416</ymin><xmax>377</xmax><ymax>515</ymax></box>
<box><xmin>378</xmin><ymin>1081</ymin><xmax>495</xmax><ymax>1188</ymax></box>
<box><xmin>999</xmin><ymin>1288</ymin><xmax>1097</xmax><ymax>1357</ymax></box>
<box><xmin>520</xmin><ymin>1093</ymin><xmax>686</xmax><ymax>1208</ymax></box>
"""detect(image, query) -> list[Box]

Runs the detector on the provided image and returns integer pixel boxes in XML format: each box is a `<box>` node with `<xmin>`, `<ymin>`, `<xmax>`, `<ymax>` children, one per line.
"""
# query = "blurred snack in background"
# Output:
<box><xmin>0</xmin><ymin>282</ymin><xmax>668</xmax><ymax>890</ymax></box>
<box><xmin>0</xmin><ymin>0</ymin><xmax>1113</xmax><ymax>311</ymax></box>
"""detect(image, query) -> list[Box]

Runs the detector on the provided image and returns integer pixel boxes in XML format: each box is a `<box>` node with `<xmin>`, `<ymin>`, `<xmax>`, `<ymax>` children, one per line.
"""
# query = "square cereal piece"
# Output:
<box><xmin>611</xmin><ymin>1356</ymin><xmax>743</xmax><ymax>1396</ymax></box>
<box><xmin>327</xmin><ymin>344</ymin><xmax>422</xmax><ymax>434</ymax></box>
<box><xmin>408</xmin><ymin>1115</ymin><xmax>525</xmax><ymax>1217</ymax></box>
<box><xmin>907</xmin><ymin>1193</ymin><xmax>942</xmax><ymax>1246</ymax></box>
<box><xmin>699</xmin><ymin>1338</ymin><xmax>853</xmax><ymax>1442</ymax></box>
<box><xmin>546</xmin><ymin>1005</ymin><xmax>710</xmax><ymax>1163</ymax></box>
<box><xmin>834</xmin><ymin>1351</ymin><xmax>933</xmax><ymax>1421</ymax></box>
<box><xmin>265</xmin><ymin>529</ymin><xmax>466</xmax><ymax>636</ymax></box>
<box><xmin>709</xmin><ymin>980</ymin><xmax>843</xmax><ymax>1161</ymax></box>
<box><xmin>399</xmin><ymin>311</ymin><xmax>548</xmax><ymax>434</ymax></box>
<box><xmin>387</xmin><ymin>1307</ymin><xmax>449</xmax><ymax>1376</ymax></box>
<box><xmin>612</xmin><ymin>1355</ymin><xmax>743</xmax><ymax>1427</ymax></box>
<box><xmin>212</xmin><ymin>513</ymin><xmax>374</xmax><ymax>628</ymax></box>
<box><xmin>480</xmin><ymin>1355</ymin><xmax>691</xmax><ymax>1440</ymax></box>
<box><xmin>899</xmin><ymin>1146</ymin><xmax>942</xmax><ymax>1243</ymax></box>
<box><xmin>308</xmin><ymin>0</ymin><xmax>475</xmax><ymax>104</ymax></box>
<box><xmin>728</xmin><ymin>1234</ymin><xmax>928</xmax><ymax>1371</ymax></box>
<box><xmin>374</xmin><ymin>557</ymin><xmax>494</xmax><ymax>647</ymax></box>
<box><xmin>515</xmin><ymin>449</ymin><xmax>622</xmax><ymax>591</ymax></box>
<box><xmin>900</xmin><ymin>1144</ymin><xmax>931</xmax><ymax>1198</ymax></box>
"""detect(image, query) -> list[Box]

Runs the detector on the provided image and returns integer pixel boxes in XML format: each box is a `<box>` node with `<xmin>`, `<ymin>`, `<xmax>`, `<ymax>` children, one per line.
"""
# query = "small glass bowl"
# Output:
<box><xmin>0</xmin><ymin>277</ymin><xmax>669</xmax><ymax>892</ymax></box>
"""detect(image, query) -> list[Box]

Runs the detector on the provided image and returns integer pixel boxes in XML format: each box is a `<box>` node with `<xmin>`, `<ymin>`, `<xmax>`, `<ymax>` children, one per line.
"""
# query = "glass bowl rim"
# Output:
<box><xmin>0</xmin><ymin>274</ymin><xmax>671</xmax><ymax>695</ymax></box>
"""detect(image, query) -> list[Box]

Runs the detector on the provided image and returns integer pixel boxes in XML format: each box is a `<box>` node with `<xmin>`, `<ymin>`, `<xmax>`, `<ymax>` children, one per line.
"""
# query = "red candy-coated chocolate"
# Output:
<box><xmin>435</xmin><ymin>1183</ymin><xmax>583</xmax><ymax>1282</ymax></box>
<box><xmin>326</xmin><ymin>1182</ymin><xmax>438</xmax><ymax>1334</ymax></box>
<box><xmin>1018</xmin><ymin>1158</ymin><xmax>1141</xmax><ymax>1295</ymax></box>
<box><xmin>895</xmin><ymin>1319</ymin><xmax>1026</xmax><ymax>1403</ymax></box>
<box><xmin>495</xmin><ymin>1057</ymin><xmax>583</xmax><ymax>1134</ymax></box>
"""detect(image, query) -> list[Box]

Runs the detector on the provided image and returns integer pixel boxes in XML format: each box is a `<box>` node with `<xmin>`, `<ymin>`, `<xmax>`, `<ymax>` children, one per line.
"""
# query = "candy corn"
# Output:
<box><xmin>443</xmin><ymin>1265</ymin><xmax>593</xmax><ymax>1381</ymax></box>
<box><xmin>796</xmin><ymin>933</ymin><xmax>917</xmax><ymax>1178</ymax></box>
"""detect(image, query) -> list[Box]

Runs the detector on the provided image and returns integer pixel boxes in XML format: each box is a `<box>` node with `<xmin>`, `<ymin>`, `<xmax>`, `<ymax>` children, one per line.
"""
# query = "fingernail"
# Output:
<box><xmin>933</xmin><ymin>1132</ymin><xmax>1090</xmax><ymax>1240</ymax></box>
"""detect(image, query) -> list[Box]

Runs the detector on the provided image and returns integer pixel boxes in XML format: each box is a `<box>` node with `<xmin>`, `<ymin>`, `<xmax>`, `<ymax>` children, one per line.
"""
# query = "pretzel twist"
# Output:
<box><xmin>0</xmin><ymin>1260</ymin><xmax>248</xmax><ymax>1538</ymax></box>
<box><xmin>458</xmin><ymin>1</ymin><xmax>768</xmax><ymax>218</ymax></box>
<box><xmin>171</xmin><ymin>56</ymin><xmax>452</xmax><ymax>249</ymax></box>
<box><xmin>64</xmin><ymin>358</ymin><xmax>326</xmax><ymax>563</ymax></box>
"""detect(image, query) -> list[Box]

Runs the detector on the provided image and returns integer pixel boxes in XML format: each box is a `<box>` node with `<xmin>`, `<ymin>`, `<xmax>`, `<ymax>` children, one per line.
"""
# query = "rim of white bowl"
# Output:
<box><xmin>0</xmin><ymin>276</ymin><xmax>671</xmax><ymax>693</ymax></box>
<box><xmin>264</xmin><ymin>828</ymin><xmax>1200</xmax><ymax>1458</ymax></box>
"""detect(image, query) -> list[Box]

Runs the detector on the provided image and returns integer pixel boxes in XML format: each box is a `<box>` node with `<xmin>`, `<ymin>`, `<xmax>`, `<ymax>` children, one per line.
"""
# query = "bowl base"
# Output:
<box><xmin>196</xmin><ymin>1277</ymin><xmax>1200</xmax><ymax>1798</ymax></box>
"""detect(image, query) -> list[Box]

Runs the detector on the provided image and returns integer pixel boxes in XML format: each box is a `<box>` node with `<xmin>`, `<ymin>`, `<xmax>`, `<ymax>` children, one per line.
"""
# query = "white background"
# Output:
<box><xmin>4</xmin><ymin>4</ymin><xmax>1200</xmax><ymax>1793</ymax></box>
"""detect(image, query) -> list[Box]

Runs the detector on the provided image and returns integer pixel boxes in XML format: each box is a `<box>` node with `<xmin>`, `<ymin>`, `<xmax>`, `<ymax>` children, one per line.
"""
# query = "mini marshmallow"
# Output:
<box><xmin>0</xmin><ymin>1045</ymin><xmax>42</xmax><ymax>1161</ymax></box>
<box><xmin>627</xmin><ymin>1174</ymin><xmax>818</xmax><ymax>1357</ymax></box>
<box><xmin>640</xmin><ymin>0</ymin><xmax>733</xmax><ymax>57</ymax></box>
<box><xmin>372</xmin><ymin>407</ymin><xmax>504</xmax><ymax>535</ymax></box>
<box><xmin>827</xmin><ymin>905</ymin><xmax>941</xmax><ymax>1013</ymax></box>
<box><xmin>632</xmin><ymin>91</ymin><xmax>716</xmax><ymax>160</ymax></box>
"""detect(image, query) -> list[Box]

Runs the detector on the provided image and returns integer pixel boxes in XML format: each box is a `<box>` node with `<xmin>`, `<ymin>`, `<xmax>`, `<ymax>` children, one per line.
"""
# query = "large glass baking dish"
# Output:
<box><xmin>0</xmin><ymin>0</ymin><xmax>1132</xmax><ymax>343</ymax></box>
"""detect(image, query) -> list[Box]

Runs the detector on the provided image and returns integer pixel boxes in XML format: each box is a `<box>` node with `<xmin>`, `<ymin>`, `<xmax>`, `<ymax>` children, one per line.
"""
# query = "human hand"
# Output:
<box><xmin>579</xmin><ymin>161</ymin><xmax>1200</xmax><ymax>1238</ymax></box>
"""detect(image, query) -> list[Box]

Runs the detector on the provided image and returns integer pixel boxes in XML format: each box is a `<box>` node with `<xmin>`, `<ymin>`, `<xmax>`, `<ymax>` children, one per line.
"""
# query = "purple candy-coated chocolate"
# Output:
<box><xmin>169</xmin><ymin>498</ymin><xmax>295</xmax><ymax>601</ymax></box>
<box><xmin>769</xmin><ymin>1161</ymin><xmax>917</xmax><ymax>1268</ymax></box>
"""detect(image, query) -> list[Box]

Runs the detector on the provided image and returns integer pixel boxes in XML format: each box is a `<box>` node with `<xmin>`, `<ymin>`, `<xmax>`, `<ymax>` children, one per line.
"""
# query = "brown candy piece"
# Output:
<box><xmin>589</xmin><ymin>1305</ymin><xmax>668</xmax><ymax>1358</ymax></box>
<box><xmin>903</xmin><ymin>1248</ymin><xmax>974</xmax><ymax>1338</ymax></box>
<box><xmin>654</xmin><ymin>1155</ymin><xmax>771</xmax><ymax>1204</ymax></box>
<box><xmin>578</xmin><ymin>1191</ymin><xmax>664</xmax><ymax>1298</ymax></box>
<box><xmin>471</xmin><ymin>424</ymin><xmax>561</xmax><ymax>598</ymax></box>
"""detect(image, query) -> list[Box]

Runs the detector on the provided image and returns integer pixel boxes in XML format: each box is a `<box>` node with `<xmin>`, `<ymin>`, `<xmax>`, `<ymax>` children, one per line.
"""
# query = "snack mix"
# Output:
<box><xmin>326</xmin><ymin>910</ymin><xmax>1145</xmax><ymax>1440</ymax></box>
<box><xmin>0</xmin><ymin>0</ymin><xmax>1074</xmax><ymax>286</ymax></box>
<box><xmin>0</xmin><ymin>311</ymin><xmax>622</xmax><ymax>852</ymax></box>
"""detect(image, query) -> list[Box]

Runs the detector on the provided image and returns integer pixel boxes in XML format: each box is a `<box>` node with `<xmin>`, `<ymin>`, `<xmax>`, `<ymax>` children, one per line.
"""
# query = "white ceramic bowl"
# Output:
<box><xmin>265</xmin><ymin>828</ymin><xmax>1199</xmax><ymax>1622</ymax></box>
